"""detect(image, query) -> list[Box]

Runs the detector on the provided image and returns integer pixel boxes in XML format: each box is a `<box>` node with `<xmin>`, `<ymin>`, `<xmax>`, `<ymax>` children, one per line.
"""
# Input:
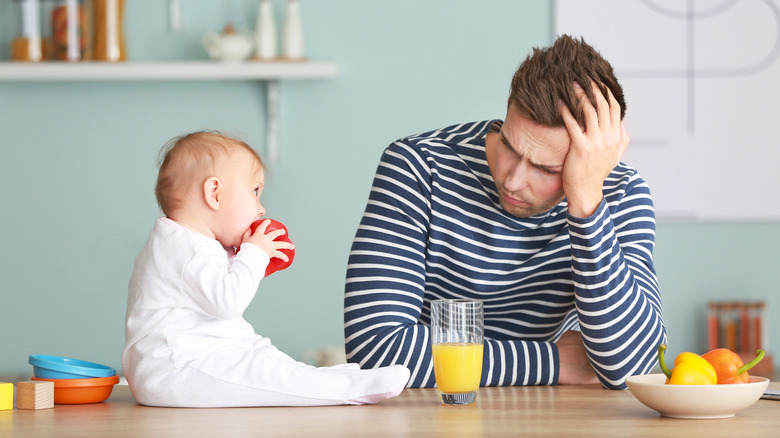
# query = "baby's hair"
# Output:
<box><xmin>154</xmin><ymin>130</ymin><xmax>264</xmax><ymax>215</ymax></box>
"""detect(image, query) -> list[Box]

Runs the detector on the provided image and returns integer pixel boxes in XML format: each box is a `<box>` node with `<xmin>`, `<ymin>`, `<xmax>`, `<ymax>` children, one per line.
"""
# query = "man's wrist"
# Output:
<box><xmin>566</xmin><ymin>195</ymin><xmax>603</xmax><ymax>219</ymax></box>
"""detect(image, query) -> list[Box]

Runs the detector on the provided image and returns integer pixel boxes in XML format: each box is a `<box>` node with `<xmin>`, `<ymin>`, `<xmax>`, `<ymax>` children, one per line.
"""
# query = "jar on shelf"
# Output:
<box><xmin>282</xmin><ymin>0</ymin><xmax>305</xmax><ymax>60</ymax></box>
<box><xmin>92</xmin><ymin>0</ymin><xmax>126</xmax><ymax>61</ymax></box>
<box><xmin>255</xmin><ymin>0</ymin><xmax>278</xmax><ymax>60</ymax></box>
<box><xmin>11</xmin><ymin>0</ymin><xmax>44</xmax><ymax>62</ymax></box>
<box><xmin>51</xmin><ymin>0</ymin><xmax>92</xmax><ymax>61</ymax></box>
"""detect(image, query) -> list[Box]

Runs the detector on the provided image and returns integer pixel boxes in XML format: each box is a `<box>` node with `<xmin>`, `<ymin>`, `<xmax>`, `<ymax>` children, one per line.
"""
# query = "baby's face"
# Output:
<box><xmin>214</xmin><ymin>149</ymin><xmax>266</xmax><ymax>248</ymax></box>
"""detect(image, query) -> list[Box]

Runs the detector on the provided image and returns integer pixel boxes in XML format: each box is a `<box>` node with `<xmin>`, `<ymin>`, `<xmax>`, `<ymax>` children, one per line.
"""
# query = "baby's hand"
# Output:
<box><xmin>244</xmin><ymin>219</ymin><xmax>293</xmax><ymax>260</ymax></box>
<box><xmin>241</xmin><ymin>219</ymin><xmax>296</xmax><ymax>276</ymax></box>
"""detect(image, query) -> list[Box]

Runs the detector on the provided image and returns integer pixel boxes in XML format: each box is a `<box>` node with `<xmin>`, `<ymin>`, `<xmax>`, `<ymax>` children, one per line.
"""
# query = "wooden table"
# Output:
<box><xmin>2</xmin><ymin>382</ymin><xmax>779</xmax><ymax>437</ymax></box>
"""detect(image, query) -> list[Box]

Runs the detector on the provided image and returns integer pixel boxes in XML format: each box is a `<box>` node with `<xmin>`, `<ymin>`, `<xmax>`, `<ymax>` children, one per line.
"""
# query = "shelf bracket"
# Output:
<box><xmin>265</xmin><ymin>80</ymin><xmax>280</xmax><ymax>163</ymax></box>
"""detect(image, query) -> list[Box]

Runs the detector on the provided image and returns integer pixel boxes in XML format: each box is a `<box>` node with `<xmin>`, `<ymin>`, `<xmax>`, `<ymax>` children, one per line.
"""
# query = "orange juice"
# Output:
<box><xmin>432</xmin><ymin>342</ymin><xmax>483</xmax><ymax>393</ymax></box>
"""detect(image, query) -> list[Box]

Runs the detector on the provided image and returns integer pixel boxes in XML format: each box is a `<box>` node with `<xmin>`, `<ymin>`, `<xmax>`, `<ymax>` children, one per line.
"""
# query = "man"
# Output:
<box><xmin>344</xmin><ymin>35</ymin><xmax>666</xmax><ymax>389</ymax></box>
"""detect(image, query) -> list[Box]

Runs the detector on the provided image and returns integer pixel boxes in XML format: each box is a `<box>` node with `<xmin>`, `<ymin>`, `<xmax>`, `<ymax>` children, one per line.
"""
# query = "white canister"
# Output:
<box><xmin>255</xmin><ymin>0</ymin><xmax>277</xmax><ymax>59</ymax></box>
<box><xmin>282</xmin><ymin>0</ymin><xmax>305</xmax><ymax>60</ymax></box>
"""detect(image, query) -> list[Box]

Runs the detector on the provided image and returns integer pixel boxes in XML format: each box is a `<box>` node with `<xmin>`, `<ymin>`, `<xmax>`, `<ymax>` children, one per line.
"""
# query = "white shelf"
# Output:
<box><xmin>0</xmin><ymin>60</ymin><xmax>338</xmax><ymax>81</ymax></box>
<box><xmin>0</xmin><ymin>61</ymin><xmax>338</xmax><ymax>162</ymax></box>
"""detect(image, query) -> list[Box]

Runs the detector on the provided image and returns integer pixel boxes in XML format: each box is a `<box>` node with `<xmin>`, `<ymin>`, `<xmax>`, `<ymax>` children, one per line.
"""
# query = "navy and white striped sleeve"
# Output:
<box><xmin>344</xmin><ymin>141</ymin><xmax>435</xmax><ymax>387</ymax></box>
<box><xmin>568</xmin><ymin>166</ymin><xmax>667</xmax><ymax>389</ymax></box>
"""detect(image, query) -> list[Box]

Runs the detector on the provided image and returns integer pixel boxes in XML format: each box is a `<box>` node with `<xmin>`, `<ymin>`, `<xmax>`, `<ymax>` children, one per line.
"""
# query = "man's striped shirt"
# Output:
<box><xmin>344</xmin><ymin>120</ymin><xmax>666</xmax><ymax>389</ymax></box>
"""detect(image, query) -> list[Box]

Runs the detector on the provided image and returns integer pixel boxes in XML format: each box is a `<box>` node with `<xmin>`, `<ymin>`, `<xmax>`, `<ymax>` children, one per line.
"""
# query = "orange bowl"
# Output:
<box><xmin>32</xmin><ymin>375</ymin><xmax>119</xmax><ymax>404</ymax></box>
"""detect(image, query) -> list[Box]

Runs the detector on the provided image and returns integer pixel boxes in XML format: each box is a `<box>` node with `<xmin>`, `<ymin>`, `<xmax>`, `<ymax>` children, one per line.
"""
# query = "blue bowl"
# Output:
<box><xmin>29</xmin><ymin>354</ymin><xmax>117</xmax><ymax>379</ymax></box>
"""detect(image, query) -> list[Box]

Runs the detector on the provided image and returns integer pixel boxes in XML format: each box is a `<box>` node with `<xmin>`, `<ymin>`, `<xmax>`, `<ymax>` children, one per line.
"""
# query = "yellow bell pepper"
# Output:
<box><xmin>657</xmin><ymin>344</ymin><xmax>718</xmax><ymax>385</ymax></box>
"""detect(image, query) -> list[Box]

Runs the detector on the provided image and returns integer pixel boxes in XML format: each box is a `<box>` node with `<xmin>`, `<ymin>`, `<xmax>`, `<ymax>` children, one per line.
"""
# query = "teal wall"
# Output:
<box><xmin>1</xmin><ymin>1</ymin><xmax>777</xmax><ymax>380</ymax></box>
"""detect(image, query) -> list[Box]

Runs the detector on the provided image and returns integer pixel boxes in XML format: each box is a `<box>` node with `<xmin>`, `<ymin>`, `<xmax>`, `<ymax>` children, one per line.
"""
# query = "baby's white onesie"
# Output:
<box><xmin>122</xmin><ymin>217</ymin><xmax>409</xmax><ymax>407</ymax></box>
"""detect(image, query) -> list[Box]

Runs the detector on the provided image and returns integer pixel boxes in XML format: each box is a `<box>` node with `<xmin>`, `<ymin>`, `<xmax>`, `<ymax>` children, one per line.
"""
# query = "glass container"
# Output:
<box><xmin>11</xmin><ymin>0</ymin><xmax>43</xmax><ymax>61</ymax></box>
<box><xmin>92</xmin><ymin>0</ymin><xmax>126</xmax><ymax>61</ymax></box>
<box><xmin>51</xmin><ymin>0</ymin><xmax>91</xmax><ymax>61</ymax></box>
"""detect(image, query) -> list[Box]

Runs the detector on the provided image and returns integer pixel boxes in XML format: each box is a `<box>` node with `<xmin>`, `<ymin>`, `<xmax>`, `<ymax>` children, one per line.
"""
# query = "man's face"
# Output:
<box><xmin>486</xmin><ymin>105</ymin><xmax>571</xmax><ymax>218</ymax></box>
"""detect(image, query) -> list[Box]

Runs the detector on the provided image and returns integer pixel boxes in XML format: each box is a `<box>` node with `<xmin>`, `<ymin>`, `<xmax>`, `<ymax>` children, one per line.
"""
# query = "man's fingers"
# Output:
<box><xmin>589</xmin><ymin>80</ymin><xmax>611</xmax><ymax>131</ymax></box>
<box><xmin>560</xmin><ymin>100</ymin><xmax>585</xmax><ymax>141</ymax></box>
<box><xmin>576</xmin><ymin>81</ymin><xmax>600</xmax><ymax>137</ymax></box>
<box><xmin>607</xmin><ymin>87</ymin><xmax>621</xmax><ymax>131</ymax></box>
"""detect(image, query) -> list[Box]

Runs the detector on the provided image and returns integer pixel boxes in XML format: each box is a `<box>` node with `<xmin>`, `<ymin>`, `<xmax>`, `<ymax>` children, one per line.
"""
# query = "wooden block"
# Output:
<box><xmin>17</xmin><ymin>381</ymin><xmax>54</xmax><ymax>410</ymax></box>
<box><xmin>0</xmin><ymin>382</ymin><xmax>12</xmax><ymax>410</ymax></box>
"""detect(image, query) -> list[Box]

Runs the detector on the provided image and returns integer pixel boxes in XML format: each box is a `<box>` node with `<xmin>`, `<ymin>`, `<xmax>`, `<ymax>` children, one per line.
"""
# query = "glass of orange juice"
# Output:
<box><xmin>431</xmin><ymin>299</ymin><xmax>484</xmax><ymax>405</ymax></box>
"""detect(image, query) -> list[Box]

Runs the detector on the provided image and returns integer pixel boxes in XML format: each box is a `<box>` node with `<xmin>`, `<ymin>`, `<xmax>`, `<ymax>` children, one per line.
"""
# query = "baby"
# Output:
<box><xmin>122</xmin><ymin>131</ymin><xmax>410</xmax><ymax>407</ymax></box>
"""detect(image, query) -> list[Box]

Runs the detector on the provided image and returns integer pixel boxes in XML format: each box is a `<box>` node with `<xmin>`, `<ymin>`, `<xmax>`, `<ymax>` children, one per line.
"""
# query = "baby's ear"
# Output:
<box><xmin>203</xmin><ymin>177</ymin><xmax>222</xmax><ymax>211</ymax></box>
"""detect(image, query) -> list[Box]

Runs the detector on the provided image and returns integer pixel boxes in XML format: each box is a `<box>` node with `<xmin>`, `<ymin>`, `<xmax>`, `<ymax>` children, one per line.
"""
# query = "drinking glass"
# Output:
<box><xmin>431</xmin><ymin>299</ymin><xmax>484</xmax><ymax>405</ymax></box>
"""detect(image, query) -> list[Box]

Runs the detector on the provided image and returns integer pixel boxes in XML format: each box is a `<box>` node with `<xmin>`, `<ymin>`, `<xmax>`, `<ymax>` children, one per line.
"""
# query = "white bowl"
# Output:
<box><xmin>626</xmin><ymin>373</ymin><xmax>769</xmax><ymax>419</ymax></box>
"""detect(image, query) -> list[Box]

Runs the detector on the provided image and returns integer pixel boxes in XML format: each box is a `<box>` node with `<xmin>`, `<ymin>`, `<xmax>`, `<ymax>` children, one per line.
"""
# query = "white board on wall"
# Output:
<box><xmin>554</xmin><ymin>0</ymin><xmax>780</xmax><ymax>221</ymax></box>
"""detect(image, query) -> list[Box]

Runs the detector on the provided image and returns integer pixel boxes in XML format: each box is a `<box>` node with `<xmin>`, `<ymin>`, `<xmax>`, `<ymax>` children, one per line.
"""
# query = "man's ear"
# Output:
<box><xmin>203</xmin><ymin>177</ymin><xmax>222</xmax><ymax>211</ymax></box>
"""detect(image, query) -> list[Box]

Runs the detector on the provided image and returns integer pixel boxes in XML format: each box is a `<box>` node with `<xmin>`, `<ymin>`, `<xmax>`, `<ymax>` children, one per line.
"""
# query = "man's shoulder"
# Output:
<box><xmin>603</xmin><ymin>162</ymin><xmax>654</xmax><ymax>210</ymax></box>
<box><xmin>398</xmin><ymin>120</ymin><xmax>495</xmax><ymax>146</ymax></box>
<box><xmin>386</xmin><ymin>120</ymin><xmax>496</xmax><ymax>160</ymax></box>
<box><xmin>609</xmin><ymin>162</ymin><xmax>648</xmax><ymax>188</ymax></box>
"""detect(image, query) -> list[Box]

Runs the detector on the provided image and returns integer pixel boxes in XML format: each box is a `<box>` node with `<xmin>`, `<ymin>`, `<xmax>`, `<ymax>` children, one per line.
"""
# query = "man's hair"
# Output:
<box><xmin>508</xmin><ymin>34</ymin><xmax>626</xmax><ymax>128</ymax></box>
<box><xmin>154</xmin><ymin>131</ymin><xmax>264</xmax><ymax>215</ymax></box>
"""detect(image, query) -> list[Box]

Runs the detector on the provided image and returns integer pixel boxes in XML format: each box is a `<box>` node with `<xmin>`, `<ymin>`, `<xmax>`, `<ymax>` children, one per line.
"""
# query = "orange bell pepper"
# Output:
<box><xmin>657</xmin><ymin>344</ymin><xmax>717</xmax><ymax>385</ymax></box>
<box><xmin>701</xmin><ymin>348</ymin><xmax>765</xmax><ymax>384</ymax></box>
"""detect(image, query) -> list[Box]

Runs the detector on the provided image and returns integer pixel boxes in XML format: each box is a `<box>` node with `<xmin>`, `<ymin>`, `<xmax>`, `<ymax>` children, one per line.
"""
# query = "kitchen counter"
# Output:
<box><xmin>2</xmin><ymin>379</ymin><xmax>779</xmax><ymax>437</ymax></box>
